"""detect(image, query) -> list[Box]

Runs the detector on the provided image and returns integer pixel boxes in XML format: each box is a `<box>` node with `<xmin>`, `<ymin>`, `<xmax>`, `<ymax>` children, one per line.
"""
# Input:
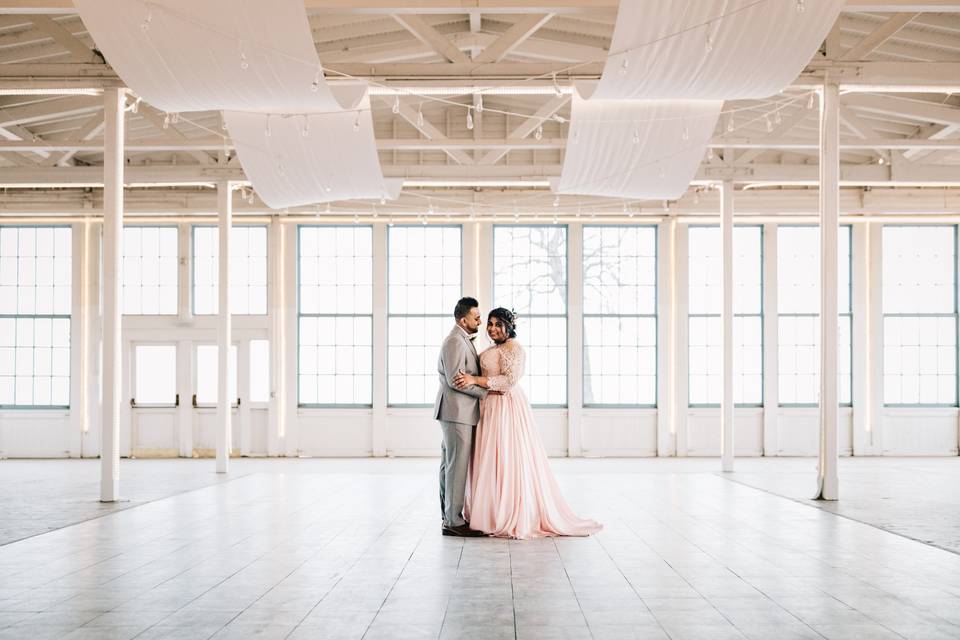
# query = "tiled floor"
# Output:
<box><xmin>1</xmin><ymin>458</ymin><xmax>959</xmax><ymax>640</ymax></box>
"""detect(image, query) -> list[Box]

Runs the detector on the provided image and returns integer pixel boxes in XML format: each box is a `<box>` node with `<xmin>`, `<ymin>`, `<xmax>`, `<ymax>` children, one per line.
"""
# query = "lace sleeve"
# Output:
<box><xmin>487</xmin><ymin>343</ymin><xmax>525</xmax><ymax>392</ymax></box>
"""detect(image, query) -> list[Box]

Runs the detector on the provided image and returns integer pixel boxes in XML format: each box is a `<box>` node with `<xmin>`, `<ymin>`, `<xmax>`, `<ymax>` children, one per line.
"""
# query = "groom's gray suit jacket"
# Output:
<box><xmin>434</xmin><ymin>326</ymin><xmax>487</xmax><ymax>425</ymax></box>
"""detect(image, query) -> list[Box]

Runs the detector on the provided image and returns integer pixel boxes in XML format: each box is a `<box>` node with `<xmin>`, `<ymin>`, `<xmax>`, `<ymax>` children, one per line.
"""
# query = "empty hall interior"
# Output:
<box><xmin>1</xmin><ymin>1</ymin><xmax>960</xmax><ymax>639</ymax></box>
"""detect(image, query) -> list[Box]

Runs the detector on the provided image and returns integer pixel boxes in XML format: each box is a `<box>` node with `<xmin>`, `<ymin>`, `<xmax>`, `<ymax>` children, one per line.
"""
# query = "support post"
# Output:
<box><xmin>371</xmin><ymin>222</ymin><xmax>388</xmax><ymax>456</ymax></box>
<box><xmin>817</xmin><ymin>82</ymin><xmax>841</xmax><ymax>500</ymax></box>
<box><xmin>720</xmin><ymin>180</ymin><xmax>735</xmax><ymax>472</ymax></box>
<box><xmin>567</xmin><ymin>222</ymin><xmax>583</xmax><ymax>457</ymax></box>
<box><xmin>216</xmin><ymin>181</ymin><xmax>232</xmax><ymax>473</ymax></box>
<box><xmin>100</xmin><ymin>88</ymin><xmax>125</xmax><ymax>502</ymax></box>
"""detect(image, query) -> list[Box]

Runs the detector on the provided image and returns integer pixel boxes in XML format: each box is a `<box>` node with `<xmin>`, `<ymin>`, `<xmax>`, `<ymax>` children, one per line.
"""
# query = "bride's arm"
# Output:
<box><xmin>456</xmin><ymin>344</ymin><xmax>523</xmax><ymax>392</ymax></box>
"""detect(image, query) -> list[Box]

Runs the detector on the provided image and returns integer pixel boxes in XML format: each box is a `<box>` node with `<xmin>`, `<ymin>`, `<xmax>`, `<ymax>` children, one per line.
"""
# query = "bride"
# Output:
<box><xmin>453</xmin><ymin>307</ymin><xmax>602</xmax><ymax>539</ymax></box>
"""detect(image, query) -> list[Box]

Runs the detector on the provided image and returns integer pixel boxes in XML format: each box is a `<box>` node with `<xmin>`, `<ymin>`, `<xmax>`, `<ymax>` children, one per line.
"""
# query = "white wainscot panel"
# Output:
<box><xmin>686</xmin><ymin>408</ymin><xmax>764</xmax><ymax>456</ymax></box>
<box><xmin>581</xmin><ymin>409</ymin><xmax>657</xmax><ymax>457</ymax></box>
<box><xmin>297</xmin><ymin>409</ymin><xmax>373</xmax><ymax>456</ymax></box>
<box><xmin>776</xmin><ymin>408</ymin><xmax>853</xmax><ymax>456</ymax></box>
<box><xmin>881</xmin><ymin>409</ymin><xmax>959</xmax><ymax>456</ymax></box>
<box><xmin>133</xmin><ymin>409</ymin><xmax>179</xmax><ymax>456</ymax></box>
<box><xmin>388</xmin><ymin>407</ymin><xmax>440</xmax><ymax>457</ymax></box>
<box><xmin>191</xmin><ymin>408</ymin><xmax>241</xmax><ymax>457</ymax></box>
<box><xmin>533</xmin><ymin>409</ymin><xmax>568</xmax><ymax>456</ymax></box>
<box><xmin>247</xmin><ymin>408</ymin><xmax>269</xmax><ymax>456</ymax></box>
<box><xmin>0</xmin><ymin>411</ymin><xmax>73</xmax><ymax>458</ymax></box>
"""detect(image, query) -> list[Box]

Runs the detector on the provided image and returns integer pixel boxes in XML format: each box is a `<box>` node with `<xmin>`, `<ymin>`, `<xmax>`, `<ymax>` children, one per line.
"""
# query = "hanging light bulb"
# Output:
<box><xmin>693</xmin><ymin>189</ymin><xmax>701</xmax><ymax>205</ymax></box>
<box><xmin>162</xmin><ymin>113</ymin><xmax>170</xmax><ymax>130</ymax></box>
<box><xmin>774</xmin><ymin>109</ymin><xmax>782</xmax><ymax>125</ymax></box>
<box><xmin>372</xmin><ymin>204</ymin><xmax>379</xmax><ymax>219</ymax></box>
<box><xmin>619</xmin><ymin>57</ymin><xmax>628</xmax><ymax>76</ymax></box>
<box><xmin>681</xmin><ymin>123</ymin><xmax>689</xmax><ymax>141</ymax></box>
<box><xmin>171</xmin><ymin>113</ymin><xmax>180</xmax><ymax>124</ymax></box>
<box><xmin>553</xmin><ymin>195</ymin><xmax>560</xmax><ymax>208</ymax></box>
<box><xmin>658</xmin><ymin>165</ymin><xmax>666</xmax><ymax>179</ymax></box>
<box><xmin>552</xmin><ymin>72</ymin><xmax>562</xmax><ymax>97</ymax></box>
<box><xmin>707</xmin><ymin>147</ymin><xmax>715</xmax><ymax>161</ymax></box>
<box><xmin>325</xmin><ymin>185</ymin><xmax>332</xmax><ymax>193</ymax></box>
<box><xmin>662</xmin><ymin>200</ymin><xmax>669</xmax><ymax>211</ymax></box>
<box><xmin>354</xmin><ymin>213</ymin><xmax>360</xmax><ymax>225</ymax></box>
<box><xmin>221</xmin><ymin>116</ymin><xmax>228</xmax><ymax>131</ymax></box>
<box><xmin>878</xmin><ymin>156</ymin><xmax>886</xmax><ymax>165</ymax></box>
<box><xmin>353</xmin><ymin>113</ymin><xmax>361</xmax><ymax>132</ymax></box>
<box><xmin>535</xmin><ymin>125</ymin><xmax>543</xmax><ymax>140</ymax></box>
<box><xmin>475</xmin><ymin>95</ymin><xmax>483</xmax><ymax>113</ymax></box>
<box><xmin>247</xmin><ymin>191</ymin><xmax>255</xmax><ymax>205</ymax></box>
<box><xmin>311</xmin><ymin>67</ymin><xmax>322</xmax><ymax>92</ymax></box>
<box><xmin>765</xmin><ymin>115</ymin><xmax>773</xmax><ymax>133</ymax></box>
<box><xmin>632</xmin><ymin>129</ymin><xmax>640</xmax><ymax>144</ymax></box>
<box><xmin>552</xmin><ymin>114</ymin><xmax>566</xmax><ymax>124</ymax></box>
<box><xmin>420</xmin><ymin>213</ymin><xmax>428</xmax><ymax>226</ymax></box>
<box><xmin>726</xmin><ymin>116</ymin><xmax>735</xmax><ymax>133</ymax></box>
<box><xmin>514</xmin><ymin>201</ymin><xmax>520</xmax><ymax>220</ymax></box>
<box><xmin>130</xmin><ymin>97</ymin><xmax>140</xmax><ymax>114</ymax></box>
<box><xmin>392</xmin><ymin>96</ymin><xmax>400</xmax><ymax>114</ymax></box>
<box><xmin>571</xmin><ymin>131</ymin><xmax>579</xmax><ymax>145</ymax></box>
<box><xmin>264</xmin><ymin>116</ymin><xmax>271</xmax><ymax>137</ymax></box>
<box><xmin>466</xmin><ymin>109</ymin><xmax>474</xmax><ymax>131</ymax></box>
<box><xmin>705</xmin><ymin>33</ymin><xmax>714</xmax><ymax>54</ymax></box>
<box><xmin>277</xmin><ymin>159</ymin><xmax>286</xmax><ymax>176</ymax></box>
<box><xmin>428</xmin><ymin>198</ymin><xmax>434</xmax><ymax>215</ymax></box>
<box><xmin>807</xmin><ymin>92</ymin><xmax>815</xmax><ymax>110</ymax></box>
<box><xmin>326</xmin><ymin>203</ymin><xmax>331</xmax><ymax>214</ymax></box>
<box><xmin>239</xmin><ymin>41</ymin><xmax>249</xmax><ymax>70</ymax></box>
<box><xmin>469</xmin><ymin>206</ymin><xmax>476</xmax><ymax>221</ymax></box>
<box><xmin>417</xmin><ymin>104</ymin><xmax>424</xmax><ymax>127</ymax></box>
<box><xmin>140</xmin><ymin>7</ymin><xmax>152</xmax><ymax>31</ymax></box>
<box><xmin>796</xmin><ymin>0</ymin><xmax>805</xmax><ymax>13</ymax></box>
<box><xmin>553</xmin><ymin>213</ymin><xmax>559</xmax><ymax>225</ymax></box>
<box><xmin>380</xmin><ymin>197</ymin><xmax>386</xmax><ymax>206</ymax></box>
<box><xmin>301</xmin><ymin>116</ymin><xmax>310</xmax><ymax>138</ymax></box>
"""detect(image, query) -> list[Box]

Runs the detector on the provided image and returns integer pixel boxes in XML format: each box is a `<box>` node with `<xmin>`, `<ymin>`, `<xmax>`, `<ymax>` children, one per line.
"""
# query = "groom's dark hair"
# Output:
<box><xmin>454</xmin><ymin>297</ymin><xmax>479</xmax><ymax>320</ymax></box>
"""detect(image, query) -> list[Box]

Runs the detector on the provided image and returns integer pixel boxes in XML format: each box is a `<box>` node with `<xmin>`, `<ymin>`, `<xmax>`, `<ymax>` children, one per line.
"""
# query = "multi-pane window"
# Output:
<box><xmin>388</xmin><ymin>226</ymin><xmax>462</xmax><ymax>405</ymax></box>
<box><xmin>0</xmin><ymin>226</ymin><xmax>71</xmax><ymax>407</ymax></box>
<box><xmin>195</xmin><ymin>344</ymin><xmax>238</xmax><ymax>406</ymax></box>
<box><xmin>133</xmin><ymin>344</ymin><xmax>176</xmax><ymax>406</ymax></box>
<box><xmin>777</xmin><ymin>226</ymin><xmax>852</xmax><ymax>405</ymax></box>
<box><xmin>298</xmin><ymin>226</ymin><xmax>372</xmax><ymax>406</ymax></box>
<box><xmin>193</xmin><ymin>226</ymin><xmax>268</xmax><ymax>315</ymax></box>
<box><xmin>583</xmin><ymin>226</ymin><xmax>657</xmax><ymax>406</ymax></box>
<box><xmin>493</xmin><ymin>226</ymin><xmax>567</xmax><ymax>405</ymax></box>
<box><xmin>123</xmin><ymin>226</ymin><xmax>178</xmax><ymax>315</ymax></box>
<box><xmin>249</xmin><ymin>339</ymin><xmax>270</xmax><ymax>403</ymax></box>
<box><xmin>688</xmin><ymin>226</ymin><xmax>763</xmax><ymax>406</ymax></box>
<box><xmin>883</xmin><ymin>226</ymin><xmax>957</xmax><ymax>406</ymax></box>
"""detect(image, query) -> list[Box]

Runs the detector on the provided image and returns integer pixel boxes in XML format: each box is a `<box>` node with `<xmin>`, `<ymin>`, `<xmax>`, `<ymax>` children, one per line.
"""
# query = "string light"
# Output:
<box><xmin>264</xmin><ymin>116</ymin><xmax>271</xmax><ymax>137</ymax></box>
<box><xmin>130</xmin><ymin>97</ymin><xmax>141</xmax><ymax>114</ymax></box>
<box><xmin>553</xmin><ymin>196</ymin><xmax>560</xmax><ymax>208</ymax></box>
<box><xmin>301</xmin><ymin>116</ymin><xmax>309</xmax><ymax>137</ymax></box>
<box><xmin>765</xmin><ymin>115</ymin><xmax>773</xmax><ymax>132</ymax></box>
<box><xmin>380</xmin><ymin>197</ymin><xmax>386</xmax><ymax>205</ymax></box>
<box><xmin>632</xmin><ymin>129</ymin><xmax>640</xmax><ymax>144</ymax></box>
<box><xmin>571</xmin><ymin>131</ymin><xmax>579</xmax><ymax>145</ymax></box>
<box><xmin>475</xmin><ymin>95</ymin><xmax>484</xmax><ymax>113</ymax></box>
<box><xmin>311</xmin><ymin>67</ymin><xmax>322</xmax><ymax>92</ymax></box>
<box><xmin>171</xmin><ymin>113</ymin><xmax>180</xmax><ymax>124</ymax></box>
<box><xmin>807</xmin><ymin>92</ymin><xmax>815</xmax><ymax>110</ymax></box>
<box><xmin>277</xmin><ymin>159</ymin><xmax>285</xmax><ymax>176</ymax></box>
<box><xmin>552</xmin><ymin>114</ymin><xmax>566</xmax><ymax>124</ymax></box>
<box><xmin>239</xmin><ymin>41</ymin><xmax>249</xmax><ymax>70</ymax></box>
<box><xmin>466</xmin><ymin>109</ymin><xmax>474</xmax><ymax>130</ymax></box>
<box><xmin>796</xmin><ymin>0</ymin><xmax>805</xmax><ymax>13</ymax></box>
<box><xmin>372</xmin><ymin>203</ymin><xmax>379</xmax><ymax>218</ymax></box>
<box><xmin>514</xmin><ymin>201</ymin><xmax>520</xmax><ymax>220</ymax></box>
<box><xmin>534</xmin><ymin>124</ymin><xmax>543</xmax><ymax>140</ymax></box>
<box><xmin>693</xmin><ymin>189</ymin><xmax>701</xmax><ymax>205</ymax></box>
<box><xmin>726</xmin><ymin>117</ymin><xmax>735</xmax><ymax>133</ymax></box>
<box><xmin>681</xmin><ymin>123</ymin><xmax>689</xmax><ymax>141</ymax></box>
<box><xmin>658</xmin><ymin>164</ymin><xmax>666</xmax><ymax>179</ymax></box>
<box><xmin>774</xmin><ymin>109</ymin><xmax>782</xmax><ymax>125</ymax></box>
<box><xmin>162</xmin><ymin>113</ymin><xmax>170</xmax><ymax>129</ymax></box>
<box><xmin>326</xmin><ymin>203</ymin><xmax>331</xmax><ymax>214</ymax></box>
<box><xmin>619</xmin><ymin>58</ymin><xmax>628</xmax><ymax>76</ymax></box>
<box><xmin>140</xmin><ymin>7</ymin><xmax>152</xmax><ymax>31</ymax></box>
<box><xmin>416</xmin><ymin>104</ymin><xmax>424</xmax><ymax>127</ymax></box>
<box><xmin>707</xmin><ymin>147</ymin><xmax>715</xmax><ymax>161</ymax></box>
<box><xmin>553</xmin><ymin>213</ymin><xmax>559</xmax><ymax>225</ymax></box>
<box><xmin>247</xmin><ymin>191</ymin><xmax>255</xmax><ymax>205</ymax></box>
<box><xmin>662</xmin><ymin>200</ymin><xmax>669</xmax><ymax>211</ymax></box>
<box><xmin>878</xmin><ymin>156</ymin><xmax>886</xmax><ymax>165</ymax></box>
<box><xmin>353</xmin><ymin>113</ymin><xmax>360</xmax><ymax>132</ymax></box>
<box><xmin>353</xmin><ymin>213</ymin><xmax>359</xmax><ymax>225</ymax></box>
<box><xmin>552</xmin><ymin>72</ymin><xmax>562</xmax><ymax>97</ymax></box>
<box><xmin>392</xmin><ymin>96</ymin><xmax>400</xmax><ymax>114</ymax></box>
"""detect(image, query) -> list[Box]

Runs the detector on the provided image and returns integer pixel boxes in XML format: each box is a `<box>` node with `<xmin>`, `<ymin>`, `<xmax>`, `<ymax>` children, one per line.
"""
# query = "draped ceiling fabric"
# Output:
<box><xmin>225</xmin><ymin>104</ymin><xmax>403</xmax><ymax>210</ymax></box>
<box><xmin>556</xmin><ymin>94</ymin><xmax>722</xmax><ymax>200</ymax></box>
<box><xmin>585</xmin><ymin>0</ymin><xmax>846</xmax><ymax>101</ymax></box>
<box><xmin>75</xmin><ymin>0</ymin><xmax>396</xmax><ymax>208</ymax></box>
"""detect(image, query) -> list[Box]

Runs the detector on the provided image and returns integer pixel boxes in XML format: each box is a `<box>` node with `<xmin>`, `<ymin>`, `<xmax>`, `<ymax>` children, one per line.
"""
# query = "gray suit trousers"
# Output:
<box><xmin>438</xmin><ymin>420</ymin><xmax>473</xmax><ymax>527</ymax></box>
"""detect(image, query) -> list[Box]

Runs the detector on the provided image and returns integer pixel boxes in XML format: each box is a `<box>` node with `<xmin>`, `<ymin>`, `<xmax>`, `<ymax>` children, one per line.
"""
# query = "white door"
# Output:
<box><xmin>130</xmin><ymin>343</ymin><xmax>179</xmax><ymax>456</ymax></box>
<box><xmin>192</xmin><ymin>343</ymin><xmax>240</xmax><ymax>456</ymax></box>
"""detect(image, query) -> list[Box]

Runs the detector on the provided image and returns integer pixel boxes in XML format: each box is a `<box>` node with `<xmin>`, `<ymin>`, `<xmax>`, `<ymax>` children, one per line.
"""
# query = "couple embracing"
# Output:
<box><xmin>433</xmin><ymin>297</ymin><xmax>602</xmax><ymax>540</ymax></box>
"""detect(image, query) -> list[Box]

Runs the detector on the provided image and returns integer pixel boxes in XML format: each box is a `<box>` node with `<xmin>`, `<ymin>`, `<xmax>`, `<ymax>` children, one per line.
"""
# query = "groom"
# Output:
<box><xmin>434</xmin><ymin>296</ymin><xmax>488</xmax><ymax>537</ymax></box>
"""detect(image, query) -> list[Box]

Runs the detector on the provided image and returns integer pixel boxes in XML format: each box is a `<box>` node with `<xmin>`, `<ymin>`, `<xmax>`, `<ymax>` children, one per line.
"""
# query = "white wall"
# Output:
<box><xmin>2</xmin><ymin>218</ymin><xmax>959</xmax><ymax>459</ymax></box>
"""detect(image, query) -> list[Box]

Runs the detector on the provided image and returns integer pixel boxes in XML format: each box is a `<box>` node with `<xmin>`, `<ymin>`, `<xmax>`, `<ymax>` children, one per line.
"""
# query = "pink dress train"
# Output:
<box><xmin>465</xmin><ymin>340</ymin><xmax>602</xmax><ymax>539</ymax></box>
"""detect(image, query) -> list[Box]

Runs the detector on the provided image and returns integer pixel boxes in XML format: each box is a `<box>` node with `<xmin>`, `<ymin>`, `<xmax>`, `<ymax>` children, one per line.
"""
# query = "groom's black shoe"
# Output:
<box><xmin>442</xmin><ymin>524</ymin><xmax>486</xmax><ymax>537</ymax></box>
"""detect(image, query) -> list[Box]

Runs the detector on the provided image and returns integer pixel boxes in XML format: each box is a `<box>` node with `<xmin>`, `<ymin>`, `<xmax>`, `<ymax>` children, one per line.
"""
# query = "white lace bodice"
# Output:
<box><xmin>479</xmin><ymin>340</ymin><xmax>525</xmax><ymax>392</ymax></box>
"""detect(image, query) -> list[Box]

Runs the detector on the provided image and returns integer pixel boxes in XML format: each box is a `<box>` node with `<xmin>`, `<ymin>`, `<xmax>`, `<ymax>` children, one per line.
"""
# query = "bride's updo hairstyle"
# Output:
<box><xmin>488</xmin><ymin>307</ymin><xmax>518</xmax><ymax>339</ymax></box>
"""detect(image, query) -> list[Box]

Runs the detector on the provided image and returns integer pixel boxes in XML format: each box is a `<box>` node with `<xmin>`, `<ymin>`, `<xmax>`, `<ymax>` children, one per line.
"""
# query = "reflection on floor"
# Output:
<box><xmin>0</xmin><ymin>458</ymin><xmax>958</xmax><ymax>639</ymax></box>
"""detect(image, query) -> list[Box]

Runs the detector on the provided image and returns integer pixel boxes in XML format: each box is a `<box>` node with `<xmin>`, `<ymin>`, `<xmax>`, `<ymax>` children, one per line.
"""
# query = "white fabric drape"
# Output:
<box><xmin>556</xmin><ymin>93</ymin><xmax>721</xmax><ymax>200</ymax></box>
<box><xmin>585</xmin><ymin>0</ymin><xmax>844</xmax><ymax>100</ymax></box>
<box><xmin>74</xmin><ymin>0</ymin><xmax>365</xmax><ymax>113</ymax></box>
<box><xmin>75</xmin><ymin>0</ymin><xmax>398</xmax><ymax>209</ymax></box>
<box><xmin>225</xmin><ymin>102</ymin><xmax>403</xmax><ymax>209</ymax></box>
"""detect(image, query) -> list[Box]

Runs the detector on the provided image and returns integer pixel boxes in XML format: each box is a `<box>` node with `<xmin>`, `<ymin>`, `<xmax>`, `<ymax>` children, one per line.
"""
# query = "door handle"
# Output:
<box><xmin>192</xmin><ymin>393</ymin><xmax>198</xmax><ymax>408</ymax></box>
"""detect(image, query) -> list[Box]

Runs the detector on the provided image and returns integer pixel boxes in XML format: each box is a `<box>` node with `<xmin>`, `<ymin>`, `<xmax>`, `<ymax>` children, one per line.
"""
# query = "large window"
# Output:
<box><xmin>777</xmin><ymin>226</ymin><xmax>852</xmax><ymax>405</ymax></box>
<box><xmin>0</xmin><ymin>226</ymin><xmax>71</xmax><ymax>408</ymax></box>
<box><xmin>195</xmin><ymin>344</ymin><xmax>238</xmax><ymax>406</ymax></box>
<box><xmin>298</xmin><ymin>226</ymin><xmax>372</xmax><ymax>406</ymax></box>
<box><xmin>883</xmin><ymin>226</ymin><xmax>957</xmax><ymax>406</ymax></box>
<box><xmin>388</xmin><ymin>226</ymin><xmax>461</xmax><ymax>405</ymax></box>
<box><xmin>123</xmin><ymin>226</ymin><xmax>178</xmax><ymax>315</ymax></box>
<box><xmin>133</xmin><ymin>344</ymin><xmax>176</xmax><ymax>406</ymax></box>
<box><xmin>193</xmin><ymin>226</ymin><xmax>268</xmax><ymax>315</ymax></box>
<box><xmin>493</xmin><ymin>225</ymin><xmax>567</xmax><ymax>406</ymax></box>
<box><xmin>688</xmin><ymin>226</ymin><xmax>763</xmax><ymax>406</ymax></box>
<box><xmin>583</xmin><ymin>226</ymin><xmax>657</xmax><ymax>406</ymax></box>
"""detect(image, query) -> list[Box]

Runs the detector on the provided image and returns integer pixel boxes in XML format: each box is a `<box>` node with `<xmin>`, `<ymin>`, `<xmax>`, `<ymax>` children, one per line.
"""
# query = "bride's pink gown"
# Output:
<box><xmin>465</xmin><ymin>339</ymin><xmax>602</xmax><ymax>539</ymax></box>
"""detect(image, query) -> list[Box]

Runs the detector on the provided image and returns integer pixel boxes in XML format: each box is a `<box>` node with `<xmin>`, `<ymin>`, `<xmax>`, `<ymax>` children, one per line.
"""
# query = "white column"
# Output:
<box><xmin>100</xmin><ymin>88</ymin><xmax>125</xmax><ymax>502</ymax></box>
<box><xmin>817</xmin><ymin>82</ymin><xmax>840</xmax><ymax>500</ymax></box>
<box><xmin>656</xmin><ymin>220</ymin><xmax>674</xmax><ymax>456</ymax></box>
<box><xmin>720</xmin><ymin>180</ymin><xmax>735</xmax><ymax>472</ymax></box>
<box><xmin>216</xmin><ymin>181</ymin><xmax>233</xmax><ymax>473</ymax></box>
<box><xmin>674</xmin><ymin>223</ymin><xmax>689</xmax><ymax>456</ymax></box>
<box><xmin>762</xmin><ymin>223</ymin><xmax>779</xmax><ymax>456</ymax></box>
<box><xmin>567</xmin><ymin>222</ymin><xmax>583</xmax><ymax>457</ymax></box>
<box><xmin>851</xmin><ymin>222</ymin><xmax>871</xmax><ymax>455</ymax></box>
<box><xmin>267</xmin><ymin>218</ymin><xmax>282</xmax><ymax>456</ymax></box>
<box><xmin>371</xmin><ymin>222</ymin><xmax>388</xmax><ymax>457</ymax></box>
<box><xmin>177</xmin><ymin>223</ymin><xmax>193</xmax><ymax>457</ymax></box>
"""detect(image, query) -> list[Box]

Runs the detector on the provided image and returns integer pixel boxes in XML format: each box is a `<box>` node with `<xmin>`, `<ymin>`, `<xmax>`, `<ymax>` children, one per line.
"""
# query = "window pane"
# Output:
<box><xmin>193</xmin><ymin>226</ymin><xmax>268</xmax><ymax>315</ymax></box>
<box><xmin>777</xmin><ymin>226</ymin><xmax>853</xmax><ymax>405</ymax></box>
<box><xmin>494</xmin><ymin>226</ymin><xmax>567</xmax><ymax>405</ymax></box>
<box><xmin>123</xmin><ymin>226</ymin><xmax>178</xmax><ymax>315</ymax></box>
<box><xmin>583</xmin><ymin>226</ymin><xmax>657</xmax><ymax>406</ymax></box>
<box><xmin>249</xmin><ymin>339</ymin><xmax>270</xmax><ymax>403</ymax></box>
<box><xmin>0</xmin><ymin>226</ymin><xmax>72</xmax><ymax>407</ymax></box>
<box><xmin>134</xmin><ymin>345</ymin><xmax>176</xmax><ymax>405</ymax></box>
<box><xmin>298</xmin><ymin>226</ymin><xmax>373</xmax><ymax>406</ymax></box>
<box><xmin>388</xmin><ymin>226</ymin><xmax>461</xmax><ymax>405</ymax></box>
<box><xmin>195</xmin><ymin>344</ymin><xmax>238</xmax><ymax>405</ymax></box>
<box><xmin>688</xmin><ymin>226</ymin><xmax>762</xmax><ymax>406</ymax></box>
<box><xmin>882</xmin><ymin>226</ymin><xmax>957</xmax><ymax>406</ymax></box>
